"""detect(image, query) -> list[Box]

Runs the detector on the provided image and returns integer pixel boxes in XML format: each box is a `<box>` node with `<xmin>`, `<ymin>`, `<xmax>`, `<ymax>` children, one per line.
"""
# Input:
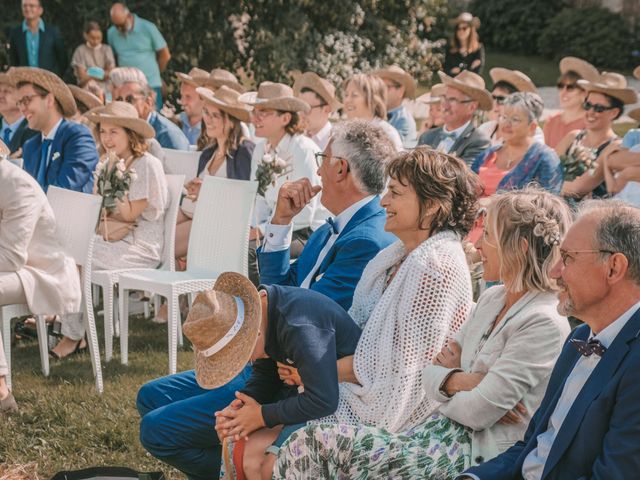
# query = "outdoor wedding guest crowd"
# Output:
<box><xmin>3</xmin><ymin>1</ymin><xmax>640</xmax><ymax>480</ymax></box>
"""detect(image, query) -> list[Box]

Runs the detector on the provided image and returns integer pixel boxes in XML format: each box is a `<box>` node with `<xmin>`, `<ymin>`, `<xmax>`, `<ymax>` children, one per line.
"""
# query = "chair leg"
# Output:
<box><xmin>104</xmin><ymin>283</ymin><xmax>114</xmax><ymax>362</ymax></box>
<box><xmin>0</xmin><ymin>310</ymin><xmax>11</xmax><ymax>391</ymax></box>
<box><xmin>114</xmin><ymin>289</ymin><xmax>120</xmax><ymax>338</ymax></box>
<box><xmin>35</xmin><ymin>316</ymin><xmax>50</xmax><ymax>377</ymax></box>
<box><xmin>153</xmin><ymin>294</ymin><xmax>161</xmax><ymax>316</ymax></box>
<box><xmin>167</xmin><ymin>292</ymin><xmax>179</xmax><ymax>375</ymax></box>
<box><xmin>83</xmin><ymin>296</ymin><xmax>104</xmax><ymax>394</ymax></box>
<box><xmin>92</xmin><ymin>284</ymin><xmax>100</xmax><ymax>308</ymax></box>
<box><xmin>119</xmin><ymin>285</ymin><xmax>130</xmax><ymax>365</ymax></box>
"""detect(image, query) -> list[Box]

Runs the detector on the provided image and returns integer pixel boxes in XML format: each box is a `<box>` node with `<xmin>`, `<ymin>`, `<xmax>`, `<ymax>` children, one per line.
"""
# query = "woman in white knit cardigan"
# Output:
<box><xmin>275</xmin><ymin>188</ymin><xmax>572</xmax><ymax>479</ymax></box>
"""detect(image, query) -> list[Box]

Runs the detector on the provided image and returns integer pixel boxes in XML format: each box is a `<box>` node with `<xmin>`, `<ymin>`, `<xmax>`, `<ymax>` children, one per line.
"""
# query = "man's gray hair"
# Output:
<box><xmin>330</xmin><ymin>120</ymin><xmax>395</xmax><ymax>195</ymax></box>
<box><xmin>110</xmin><ymin>67</ymin><xmax>148</xmax><ymax>89</ymax></box>
<box><xmin>503</xmin><ymin>92</ymin><xmax>545</xmax><ymax>123</ymax></box>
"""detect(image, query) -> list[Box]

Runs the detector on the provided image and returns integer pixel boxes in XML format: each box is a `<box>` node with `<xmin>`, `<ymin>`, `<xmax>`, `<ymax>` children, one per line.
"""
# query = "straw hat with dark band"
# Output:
<box><xmin>182</xmin><ymin>272</ymin><xmax>261</xmax><ymax>389</ymax></box>
<box><xmin>489</xmin><ymin>67</ymin><xmax>537</xmax><ymax>93</ymax></box>
<box><xmin>196</xmin><ymin>85</ymin><xmax>252</xmax><ymax>123</ymax></box>
<box><xmin>577</xmin><ymin>73</ymin><xmax>638</xmax><ymax>105</ymax></box>
<box><xmin>10</xmin><ymin>67</ymin><xmax>77</xmax><ymax>117</ymax></box>
<box><xmin>374</xmin><ymin>66</ymin><xmax>417</xmax><ymax>99</ymax></box>
<box><xmin>437</xmin><ymin>70</ymin><xmax>493</xmax><ymax>111</ymax></box>
<box><xmin>176</xmin><ymin>67</ymin><xmax>210</xmax><ymax>87</ymax></box>
<box><xmin>85</xmin><ymin>101</ymin><xmax>155</xmax><ymax>139</ymax></box>
<box><xmin>239</xmin><ymin>82</ymin><xmax>310</xmax><ymax>113</ymax></box>
<box><xmin>559</xmin><ymin>57</ymin><xmax>600</xmax><ymax>83</ymax></box>
<box><xmin>202</xmin><ymin>68</ymin><xmax>245</xmax><ymax>93</ymax></box>
<box><xmin>416</xmin><ymin>83</ymin><xmax>446</xmax><ymax>104</ymax></box>
<box><xmin>449</xmin><ymin>12</ymin><xmax>480</xmax><ymax>29</ymax></box>
<box><xmin>68</xmin><ymin>84</ymin><xmax>104</xmax><ymax>111</ymax></box>
<box><xmin>292</xmin><ymin>71</ymin><xmax>342</xmax><ymax>110</ymax></box>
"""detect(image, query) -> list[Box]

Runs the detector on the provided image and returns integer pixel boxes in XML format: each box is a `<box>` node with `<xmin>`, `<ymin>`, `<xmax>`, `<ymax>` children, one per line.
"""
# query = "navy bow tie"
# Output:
<box><xmin>326</xmin><ymin>217</ymin><xmax>338</xmax><ymax>234</ymax></box>
<box><xmin>570</xmin><ymin>337</ymin><xmax>607</xmax><ymax>357</ymax></box>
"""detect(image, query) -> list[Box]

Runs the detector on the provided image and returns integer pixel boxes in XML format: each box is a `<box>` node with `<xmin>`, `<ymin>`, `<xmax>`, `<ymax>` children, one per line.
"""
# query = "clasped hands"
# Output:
<box><xmin>215</xmin><ymin>391</ymin><xmax>266</xmax><ymax>442</ymax></box>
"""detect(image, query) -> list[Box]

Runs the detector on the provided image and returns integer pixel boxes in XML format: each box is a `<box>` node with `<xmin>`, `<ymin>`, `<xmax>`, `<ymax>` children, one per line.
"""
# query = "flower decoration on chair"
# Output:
<box><xmin>254</xmin><ymin>151</ymin><xmax>292</xmax><ymax>197</ymax></box>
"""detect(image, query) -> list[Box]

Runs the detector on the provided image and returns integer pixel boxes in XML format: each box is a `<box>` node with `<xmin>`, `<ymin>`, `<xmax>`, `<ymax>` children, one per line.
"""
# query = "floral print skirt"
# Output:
<box><xmin>274</xmin><ymin>412</ymin><xmax>471</xmax><ymax>479</ymax></box>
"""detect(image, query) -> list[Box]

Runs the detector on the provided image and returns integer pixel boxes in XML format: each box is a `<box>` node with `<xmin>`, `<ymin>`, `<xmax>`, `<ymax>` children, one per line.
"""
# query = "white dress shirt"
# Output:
<box><xmin>41</xmin><ymin>118</ymin><xmax>64</xmax><ymax>166</ymax></box>
<box><xmin>310</xmin><ymin>121</ymin><xmax>332</xmax><ymax>151</ymax></box>
<box><xmin>437</xmin><ymin>120</ymin><xmax>470</xmax><ymax>153</ymax></box>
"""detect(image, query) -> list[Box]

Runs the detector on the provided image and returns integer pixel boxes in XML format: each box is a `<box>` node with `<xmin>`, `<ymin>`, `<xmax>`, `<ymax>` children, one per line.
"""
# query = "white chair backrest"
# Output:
<box><xmin>47</xmin><ymin>186</ymin><xmax>102</xmax><ymax>266</ymax></box>
<box><xmin>188</xmin><ymin>176</ymin><xmax>258</xmax><ymax>276</ymax></box>
<box><xmin>163</xmin><ymin>148</ymin><xmax>201</xmax><ymax>182</ymax></box>
<box><xmin>161</xmin><ymin>174</ymin><xmax>185</xmax><ymax>271</ymax></box>
<box><xmin>8</xmin><ymin>157</ymin><xmax>23</xmax><ymax>169</ymax></box>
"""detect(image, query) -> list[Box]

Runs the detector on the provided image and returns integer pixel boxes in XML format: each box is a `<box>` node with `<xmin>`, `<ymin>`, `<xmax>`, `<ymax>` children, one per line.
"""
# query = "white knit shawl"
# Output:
<box><xmin>323</xmin><ymin>230</ymin><xmax>473</xmax><ymax>432</ymax></box>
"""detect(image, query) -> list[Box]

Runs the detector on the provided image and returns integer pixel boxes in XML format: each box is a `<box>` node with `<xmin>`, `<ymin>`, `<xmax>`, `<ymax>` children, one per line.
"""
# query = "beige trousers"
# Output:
<box><xmin>0</xmin><ymin>273</ymin><xmax>27</xmax><ymax>377</ymax></box>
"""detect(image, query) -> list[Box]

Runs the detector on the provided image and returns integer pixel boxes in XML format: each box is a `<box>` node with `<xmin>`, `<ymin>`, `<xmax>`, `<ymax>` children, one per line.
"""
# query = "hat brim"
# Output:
<box><xmin>489</xmin><ymin>68</ymin><xmax>536</xmax><ymax>93</ymax></box>
<box><xmin>628</xmin><ymin>108</ymin><xmax>640</xmax><ymax>123</ymax></box>
<box><xmin>449</xmin><ymin>16</ymin><xmax>480</xmax><ymax>28</ymax></box>
<box><xmin>10</xmin><ymin>67</ymin><xmax>77</xmax><ymax>117</ymax></box>
<box><xmin>196</xmin><ymin>87</ymin><xmax>252</xmax><ymax>123</ymax></box>
<box><xmin>375</xmin><ymin>70</ymin><xmax>417</xmax><ymax>98</ymax></box>
<box><xmin>438</xmin><ymin>71</ymin><xmax>493</xmax><ymax>111</ymax></box>
<box><xmin>85</xmin><ymin>111</ymin><xmax>156</xmax><ymax>139</ymax></box>
<box><xmin>559</xmin><ymin>57</ymin><xmax>600</xmax><ymax>83</ymax></box>
<box><xmin>577</xmin><ymin>80</ymin><xmax>638</xmax><ymax>105</ymax></box>
<box><xmin>240</xmin><ymin>93</ymin><xmax>310</xmax><ymax>113</ymax></box>
<box><xmin>191</xmin><ymin>272</ymin><xmax>262</xmax><ymax>389</ymax></box>
<box><xmin>416</xmin><ymin>92</ymin><xmax>442</xmax><ymax>104</ymax></box>
<box><xmin>68</xmin><ymin>84</ymin><xmax>103</xmax><ymax>111</ymax></box>
<box><xmin>292</xmin><ymin>74</ymin><xmax>342</xmax><ymax>111</ymax></box>
<box><xmin>0</xmin><ymin>73</ymin><xmax>13</xmax><ymax>87</ymax></box>
<box><xmin>202</xmin><ymin>79</ymin><xmax>245</xmax><ymax>93</ymax></box>
<box><xmin>634</xmin><ymin>66</ymin><xmax>640</xmax><ymax>81</ymax></box>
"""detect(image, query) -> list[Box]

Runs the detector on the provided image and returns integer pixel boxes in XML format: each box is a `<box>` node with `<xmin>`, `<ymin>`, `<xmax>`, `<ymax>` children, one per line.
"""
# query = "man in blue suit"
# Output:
<box><xmin>12</xmin><ymin>67</ymin><xmax>99</xmax><ymax>193</ymax></box>
<box><xmin>136</xmin><ymin>120</ymin><xmax>396</xmax><ymax>479</ymax></box>
<box><xmin>460</xmin><ymin>201</ymin><xmax>640</xmax><ymax>480</ymax></box>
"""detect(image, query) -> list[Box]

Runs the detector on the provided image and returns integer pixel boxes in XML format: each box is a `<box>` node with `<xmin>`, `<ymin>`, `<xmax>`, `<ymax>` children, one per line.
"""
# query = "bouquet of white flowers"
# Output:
<box><xmin>254</xmin><ymin>151</ymin><xmax>293</xmax><ymax>197</ymax></box>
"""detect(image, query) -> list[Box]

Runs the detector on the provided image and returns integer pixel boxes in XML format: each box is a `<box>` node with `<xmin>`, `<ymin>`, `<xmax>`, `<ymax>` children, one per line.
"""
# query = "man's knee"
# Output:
<box><xmin>139</xmin><ymin>409</ymin><xmax>166</xmax><ymax>455</ymax></box>
<box><xmin>136</xmin><ymin>381</ymin><xmax>155</xmax><ymax>417</ymax></box>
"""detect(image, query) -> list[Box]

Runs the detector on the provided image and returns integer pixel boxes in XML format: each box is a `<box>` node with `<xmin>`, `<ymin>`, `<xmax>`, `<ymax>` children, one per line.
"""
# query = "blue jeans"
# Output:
<box><xmin>137</xmin><ymin>367</ymin><xmax>252</xmax><ymax>480</ymax></box>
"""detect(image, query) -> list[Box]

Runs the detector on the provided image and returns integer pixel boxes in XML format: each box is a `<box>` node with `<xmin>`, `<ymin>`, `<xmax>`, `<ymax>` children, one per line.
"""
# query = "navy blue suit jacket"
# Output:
<box><xmin>23</xmin><ymin>119</ymin><xmax>99</xmax><ymax>193</ymax></box>
<box><xmin>465</xmin><ymin>306</ymin><xmax>640</xmax><ymax>480</ymax></box>
<box><xmin>196</xmin><ymin>139</ymin><xmax>254</xmax><ymax>180</ymax></box>
<box><xmin>1</xmin><ymin>117</ymin><xmax>38</xmax><ymax>154</ymax></box>
<box><xmin>8</xmin><ymin>23</ymin><xmax>67</xmax><ymax>77</ymax></box>
<box><xmin>257</xmin><ymin>196</ymin><xmax>396</xmax><ymax>311</ymax></box>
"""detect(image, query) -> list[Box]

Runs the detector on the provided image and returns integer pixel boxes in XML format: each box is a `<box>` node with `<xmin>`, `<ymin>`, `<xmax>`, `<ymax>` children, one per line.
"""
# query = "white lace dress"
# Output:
<box><xmin>92</xmin><ymin>152</ymin><xmax>168</xmax><ymax>270</ymax></box>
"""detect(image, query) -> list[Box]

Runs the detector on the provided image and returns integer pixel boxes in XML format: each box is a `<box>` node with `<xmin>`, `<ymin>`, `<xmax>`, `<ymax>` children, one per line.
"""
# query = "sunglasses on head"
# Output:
<box><xmin>557</xmin><ymin>82</ymin><xmax>579</xmax><ymax>92</ymax></box>
<box><xmin>492</xmin><ymin>95</ymin><xmax>507</xmax><ymax>105</ymax></box>
<box><xmin>582</xmin><ymin>101</ymin><xmax>615</xmax><ymax>113</ymax></box>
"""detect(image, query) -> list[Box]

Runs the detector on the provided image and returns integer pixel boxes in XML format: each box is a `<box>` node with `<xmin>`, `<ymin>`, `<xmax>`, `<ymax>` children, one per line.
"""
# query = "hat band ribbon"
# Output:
<box><xmin>202</xmin><ymin>296</ymin><xmax>245</xmax><ymax>357</ymax></box>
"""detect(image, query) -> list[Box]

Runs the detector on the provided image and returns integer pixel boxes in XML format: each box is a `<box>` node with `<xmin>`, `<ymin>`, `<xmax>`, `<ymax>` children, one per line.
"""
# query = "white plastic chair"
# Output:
<box><xmin>118</xmin><ymin>176</ymin><xmax>258</xmax><ymax>374</ymax></box>
<box><xmin>0</xmin><ymin>304</ymin><xmax>29</xmax><ymax>390</ymax></box>
<box><xmin>162</xmin><ymin>148</ymin><xmax>200</xmax><ymax>182</ymax></box>
<box><xmin>91</xmin><ymin>174</ymin><xmax>185</xmax><ymax>361</ymax></box>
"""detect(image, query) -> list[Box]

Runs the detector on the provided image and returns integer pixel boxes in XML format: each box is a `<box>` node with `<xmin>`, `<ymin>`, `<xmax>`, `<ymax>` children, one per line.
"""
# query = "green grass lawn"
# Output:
<box><xmin>0</xmin><ymin>312</ymin><xmax>195</xmax><ymax>479</ymax></box>
<box><xmin>482</xmin><ymin>51</ymin><xmax>561</xmax><ymax>87</ymax></box>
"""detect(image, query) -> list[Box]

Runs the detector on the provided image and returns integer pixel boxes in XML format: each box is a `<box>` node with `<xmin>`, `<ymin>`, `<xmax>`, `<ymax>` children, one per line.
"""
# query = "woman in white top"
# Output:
<box><xmin>276</xmin><ymin>188</ymin><xmax>571</xmax><ymax>479</ymax></box>
<box><xmin>342</xmin><ymin>73</ymin><xmax>404</xmax><ymax>151</ymax></box>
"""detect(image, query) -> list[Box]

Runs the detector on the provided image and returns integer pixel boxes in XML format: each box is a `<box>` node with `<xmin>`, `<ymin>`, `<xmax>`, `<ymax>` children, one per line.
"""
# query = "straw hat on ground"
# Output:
<box><xmin>202</xmin><ymin>68</ymin><xmax>244</xmax><ymax>93</ymax></box>
<box><xmin>577</xmin><ymin>73</ymin><xmax>638</xmax><ymax>105</ymax></box>
<box><xmin>176</xmin><ymin>67</ymin><xmax>210</xmax><ymax>87</ymax></box>
<box><xmin>68</xmin><ymin>84</ymin><xmax>104</xmax><ymax>112</ymax></box>
<box><xmin>449</xmin><ymin>12</ymin><xmax>480</xmax><ymax>29</ymax></box>
<box><xmin>85</xmin><ymin>101</ymin><xmax>155</xmax><ymax>138</ymax></box>
<box><xmin>9</xmin><ymin>67</ymin><xmax>77</xmax><ymax>117</ymax></box>
<box><xmin>292</xmin><ymin>71</ymin><xmax>342</xmax><ymax>110</ymax></box>
<box><xmin>182</xmin><ymin>272</ymin><xmax>261</xmax><ymax>389</ymax></box>
<box><xmin>437</xmin><ymin>70</ymin><xmax>493</xmax><ymax>110</ymax></box>
<box><xmin>416</xmin><ymin>83</ymin><xmax>446</xmax><ymax>104</ymax></box>
<box><xmin>0</xmin><ymin>139</ymin><xmax>9</xmax><ymax>156</ymax></box>
<box><xmin>489</xmin><ymin>67</ymin><xmax>537</xmax><ymax>93</ymax></box>
<box><xmin>374</xmin><ymin>66</ymin><xmax>417</xmax><ymax>99</ymax></box>
<box><xmin>559</xmin><ymin>57</ymin><xmax>600</xmax><ymax>83</ymax></box>
<box><xmin>196</xmin><ymin>85</ymin><xmax>252</xmax><ymax>123</ymax></box>
<box><xmin>239</xmin><ymin>82</ymin><xmax>310</xmax><ymax>113</ymax></box>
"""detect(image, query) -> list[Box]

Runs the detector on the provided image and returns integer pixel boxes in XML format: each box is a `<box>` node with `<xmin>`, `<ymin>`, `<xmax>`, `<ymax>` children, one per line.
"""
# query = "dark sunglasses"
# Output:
<box><xmin>116</xmin><ymin>94</ymin><xmax>145</xmax><ymax>104</ymax></box>
<box><xmin>492</xmin><ymin>95</ymin><xmax>507</xmax><ymax>105</ymax></box>
<box><xmin>582</xmin><ymin>101</ymin><xmax>615</xmax><ymax>113</ymax></box>
<box><xmin>557</xmin><ymin>82</ymin><xmax>579</xmax><ymax>92</ymax></box>
<box><xmin>456</xmin><ymin>25</ymin><xmax>470</xmax><ymax>31</ymax></box>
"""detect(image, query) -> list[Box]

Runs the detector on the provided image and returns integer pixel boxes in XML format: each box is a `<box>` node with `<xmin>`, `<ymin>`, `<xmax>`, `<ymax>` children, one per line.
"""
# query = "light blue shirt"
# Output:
<box><xmin>1</xmin><ymin>116</ymin><xmax>25</xmax><ymax>143</ymax></box>
<box><xmin>22</xmin><ymin>19</ymin><xmax>45</xmax><ymax>67</ymax></box>
<box><xmin>107</xmin><ymin>14</ymin><xmax>167</xmax><ymax>88</ymax></box>
<box><xmin>178</xmin><ymin>111</ymin><xmax>201</xmax><ymax>146</ymax></box>
<box><xmin>622</xmin><ymin>128</ymin><xmax>640</xmax><ymax>149</ymax></box>
<box><xmin>387</xmin><ymin>104</ymin><xmax>417</xmax><ymax>148</ymax></box>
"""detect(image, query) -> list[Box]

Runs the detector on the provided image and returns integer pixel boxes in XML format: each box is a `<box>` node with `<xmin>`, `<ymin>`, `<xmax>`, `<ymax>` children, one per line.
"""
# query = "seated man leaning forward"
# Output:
<box><xmin>459</xmin><ymin>201</ymin><xmax>640</xmax><ymax>480</ymax></box>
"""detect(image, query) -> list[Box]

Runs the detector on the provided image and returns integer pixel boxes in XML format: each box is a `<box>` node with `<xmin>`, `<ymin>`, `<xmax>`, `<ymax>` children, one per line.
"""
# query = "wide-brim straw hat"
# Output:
<box><xmin>292</xmin><ymin>71</ymin><xmax>342</xmax><ymax>110</ymax></box>
<box><xmin>438</xmin><ymin>70</ymin><xmax>493</xmax><ymax>111</ymax></box>
<box><xmin>374</xmin><ymin>65</ymin><xmax>417</xmax><ymax>99</ymax></box>
<box><xmin>0</xmin><ymin>71</ymin><xmax>14</xmax><ymax>87</ymax></box>
<box><xmin>176</xmin><ymin>67</ymin><xmax>210</xmax><ymax>87</ymax></box>
<box><xmin>85</xmin><ymin>101</ymin><xmax>155</xmax><ymax>139</ymax></box>
<box><xmin>239</xmin><ymin>81</ymin><xmax>310</xmax><ymax>113</ymax></box>
<box><xmin>182</xmin><ymin>272</ymin><xmax>261</xmax><ymax>389</ymax></box>
<box><xmin>559</xmin><ymin>57</ymin><xmax>600</xmax><ymax>83</ymax></box>
<box><xmin>68</xmin><ymin>84</ymin><xmax>104</xmax><ymax>111</ymax></box>
<box><xmin>489</xmin><ymin>67</ymin><xmax>537</xmax><ymax>93</ymax></box>
<box><xmin>196</xmin><ymin>85</ymin><xmax>252</xmax><ymax>123</ymax></box>
<box><xmin>416</xmin><ymin>83</ymin><xmax>446</xmax><ymax>104</ymax></box>
<box><xmin>449</xmin><ymin>12</ymin><xmax>480</xmax><ymax>29</ymax></box>
<box><xmin>0</xmin><ymin>139</ymin><xmax>9</xmax><ymax>156</ymax></box>
<box><xmin>628</xmin><ymin>108</ymin><xmax>640</xmax><ymax>123</ymax></box>
<box><xmin>9</xmin><ymin>67</ymin><xmax>77</xmax><ymax>117</ymax></box>
<box><xmin>577</xmin><ymin>72</ymin><xmax>638</xmax><ymax>105</ymax></box>
<box><xmin>202</xmin><ymin>68</ymin><xmax>245</xmax><ymax>93</ymax></box>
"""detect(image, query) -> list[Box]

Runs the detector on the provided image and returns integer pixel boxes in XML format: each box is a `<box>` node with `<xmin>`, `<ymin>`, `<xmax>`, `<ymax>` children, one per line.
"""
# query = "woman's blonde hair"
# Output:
<box><xmin>451</xmin><ymin>23</ymin><xmax>481</xmax><ymax>53</ymax></box>
<box><xmin>94</xmin><ymin>123</ymin><xmax>148</xmax><ymax>158</ymax></box>
<box><xmin>343</xmin><ymin>73</ymin><xmax>388</xmax><ymax>120</ymax></box>
<box><xmin>485</xmin><ymin>187</ymin><xmax>572</xmax><ymax>293</ymax></box>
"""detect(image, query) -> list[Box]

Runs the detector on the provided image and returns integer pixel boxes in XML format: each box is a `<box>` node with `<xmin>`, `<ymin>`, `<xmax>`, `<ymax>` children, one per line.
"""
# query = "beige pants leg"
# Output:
<box><xmin>0</xmin><ymin>272</ymin><xmax>27</xmax><ymax>377</ymax></box>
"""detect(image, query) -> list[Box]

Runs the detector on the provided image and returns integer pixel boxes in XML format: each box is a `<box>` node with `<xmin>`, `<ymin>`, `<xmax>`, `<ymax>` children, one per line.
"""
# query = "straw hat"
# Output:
<box><xmin>0</xmin><ymin>71</ymin><xmax>13</xmax><ymax>87</ymax></box>
<box><xmin>374</xmin><ymin>66</ymin><xmax>417</xmax><ymax>99</ymax></box>
<box><xmin>416</xmin><ymin>83</ymin><xmax>446</xmax><ymax>104</ymax></box>
<box><xmin>239</xmin><ymin>82</ymin><xmax>310</xmax><ymax>113</ymax></box>
<box><xmin>182</xmin><ymin>272</ymin><xmax>261</xmax><ymax>389</ymax></box>
<box><xmin>628</xmin><ymin>108</ymin><xmax>640</xmax><ymax>123</ymax></box>
<box><xmin>9</xmin><ymin>67</ymin><xmax>77</xmax><ymax>117</ymax></box>
<box><xmin>196</xmin><ymin>85</ymin><xmax>252</xmax><ymax>123</ymax></box>
<box><xmin>489</xmin><ymin>67</ymin><xmax>537</xmax><ymax>93</ymax></box>
<box><xmin>0</xmin><ymin>139</ymin><xmax>9</xmax><ymax>156</ymax></box>
<box><xmin>85</xmin><ymin>101</ymin><xmax>155</xmax><ymax>139</ymax></box>
<box><xmin>559</xmin><ymin>57</ymin><xmax>600</xmax><ymax>83</ymax></box>
<box><xmin>292</xmin><ymin>71</ymin><xmax>342</xmax><ymax>110</ymax></box>
<box><xmin>68</xmin><ymin>84</ymin><xmax>104</xmax><ymax>111</ymax></box>
<box><xmin>175</xmin><ymin>67</ymin><xmax>210</xmax><ymax>87</ymax></box>
<box><xmin>449</xmin><ymin>12</ymin><xmax>480</xmax><ymax>29</ymax></box>
<box><xmin>202</xmin><ymin>68</ymin><xmax>245</xmax><ymax>93</ymax></box>
<box><xmin>634</xmin><ymin>66</ymin><xmax>640</xmax><ymax>81</ymax></box>
<box><xmin>577</xmin><ymin>72</ymin><xmax>638</xmax><ymax>105</ymax></box>
<box><xmin>437</xmin><ymin>70</ymin><xmax>493</xmax><ymax>111</ymax></box>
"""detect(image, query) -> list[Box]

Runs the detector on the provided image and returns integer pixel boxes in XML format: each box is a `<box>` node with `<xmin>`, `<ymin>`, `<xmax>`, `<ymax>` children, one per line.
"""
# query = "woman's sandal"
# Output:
<box><xmin>48</xmin><ymin>337</ymin><xmax>88</xmax><ymax>360</ymax></box>
<box><xmin>14</xmin><ymin>316</ymin><xmax>61</xmax><ymax>342</ymax></box>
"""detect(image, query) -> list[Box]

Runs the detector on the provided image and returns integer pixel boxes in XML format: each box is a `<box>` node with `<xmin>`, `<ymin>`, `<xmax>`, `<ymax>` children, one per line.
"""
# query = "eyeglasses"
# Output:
<box><xmin>315</xmin><ymin>152</ymin><xmax>349</xmax><ymax>169</ymax></box>
<box><xmin>307</xmin><ymin>103</ymin><xmax>327</xmax><ymax>111</ymax></box>
<box><xmin>251</xmin><ymin>109</ymin><xmax>282</xmax><ymax>120</ymax></box>
<box><xmin>498</xmin><ymin>114</ymin><xmax>526</xmax><ymax>125</ymax></box>
<box><xmin>557</xmin><ymin>82</ymin><xmax>579</xmax><ymax>92</ymax></box>
<box><xmin>116</xmin><ymin>94</ymin><xmax>146</xmax><ymax>104</ymax></box>
<box><xmin>582</xmin><ymin>101</ymin><xmax>615</xmax><ymax>114</ymax></box>
<box><xmin>442</xmin><ymin>97</ymin><xmax>474</xmax><ymax>106</ymax></box>
<box><xmin>16</xmin><ymin>93</ymin><xmax>45</xmax><ymax>108</ymax></box>
<box><xmin>559</xmin><ymin>249</ymin><xmax>615</xmax><ymax>267</ymax></box>
<box><xmin>492</xmin><ymin>95</ymin><xmax>507</xmax><ymax>105</ymax></box>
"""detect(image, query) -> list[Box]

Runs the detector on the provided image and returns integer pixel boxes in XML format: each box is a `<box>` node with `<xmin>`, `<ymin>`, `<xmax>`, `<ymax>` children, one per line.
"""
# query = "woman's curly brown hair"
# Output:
<box><xmin>386</xmin><ymin>147</ymin><xmax>481</xmax><ymax>237</ymax></box>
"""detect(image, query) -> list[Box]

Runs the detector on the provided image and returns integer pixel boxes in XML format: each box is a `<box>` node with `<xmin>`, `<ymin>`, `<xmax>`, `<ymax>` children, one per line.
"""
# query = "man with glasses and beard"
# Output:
<box><xmin>0</xmin><ymin>71</ymin><xmax>37</xmax><ymax>156</ymax></box>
